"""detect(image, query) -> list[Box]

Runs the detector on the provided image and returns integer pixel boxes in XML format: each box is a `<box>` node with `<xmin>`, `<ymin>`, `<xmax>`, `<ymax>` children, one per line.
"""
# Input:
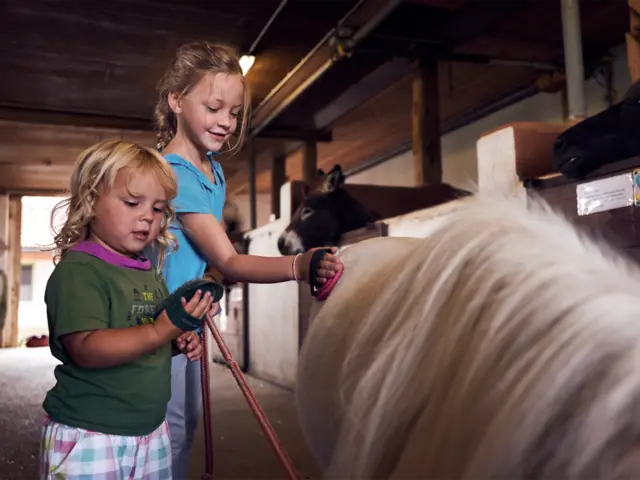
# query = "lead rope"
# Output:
<box><xmin>200</xmin><ymin>312</ymin><xmax>298</xmax><ymax>480</ymax></box>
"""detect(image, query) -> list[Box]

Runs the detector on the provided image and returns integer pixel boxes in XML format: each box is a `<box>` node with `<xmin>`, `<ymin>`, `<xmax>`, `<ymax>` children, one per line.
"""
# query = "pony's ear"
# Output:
<box><xmin>317</xmin><ymin>168</ymin><xmax>325</xmax><ymax>176</ymax></box>
<box><xmin>324</xmin><ymin>165</ymin><xmax>345</xmax><ymax>192</ymax></box>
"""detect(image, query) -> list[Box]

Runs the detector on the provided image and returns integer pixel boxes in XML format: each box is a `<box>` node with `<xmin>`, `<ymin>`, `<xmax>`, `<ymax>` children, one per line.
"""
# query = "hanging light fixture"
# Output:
<box><xmin>239</xmin><ymin>54</ymin><xmax>256</xmax><ymax>75</ymax></box>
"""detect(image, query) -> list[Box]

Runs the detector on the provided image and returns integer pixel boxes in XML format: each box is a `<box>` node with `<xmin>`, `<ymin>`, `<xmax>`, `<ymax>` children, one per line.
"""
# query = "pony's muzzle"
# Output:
<box><xmin>277</xmin><ymin>235</ymin><xmax>286</xmax><ymax>255</ymax></box>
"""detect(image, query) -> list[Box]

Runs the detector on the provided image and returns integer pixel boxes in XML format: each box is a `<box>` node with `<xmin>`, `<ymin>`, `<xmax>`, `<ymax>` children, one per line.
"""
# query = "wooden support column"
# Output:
<box><xmin>270</xmin><ymin>155</ymin><xmax>286</xmax><ymax>219</ymax></box>
<box><xmin>247</xmin><ymin>138</ymin><xmax>257</xmax><ymax>230</ymax></box>
<box><xmin>627</xmin><ymin>0</ymin><xmax>640</xmax><ymax>83</ymax></box>
<box><xmin>0</xmin><ymin>195</ymin><xmax>22</xmax><ymax>348</ymax></box>
<box><xmin>412</xmin><ymin>59</ymin><xmax>442</xmax><ymax>185</ymax></box>
<box><xmin>302</xmin><ymin>142</ymin><xmax>317</xmax><ymax>183</ymax></box>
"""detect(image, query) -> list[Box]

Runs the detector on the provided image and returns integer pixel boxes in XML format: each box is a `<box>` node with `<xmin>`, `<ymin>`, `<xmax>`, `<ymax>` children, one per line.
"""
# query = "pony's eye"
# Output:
<box><xmin>301</xmin><ymin>207</ymin><xmax>314</xmax><ymax>221</ymax></box>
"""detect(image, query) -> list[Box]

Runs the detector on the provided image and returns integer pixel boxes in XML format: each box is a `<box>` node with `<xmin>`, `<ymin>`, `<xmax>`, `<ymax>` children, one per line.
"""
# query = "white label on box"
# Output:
<box><xmin>576</xmin><ymin>172</ymin><xmax>634</xmax><ymax>216</ymax></box>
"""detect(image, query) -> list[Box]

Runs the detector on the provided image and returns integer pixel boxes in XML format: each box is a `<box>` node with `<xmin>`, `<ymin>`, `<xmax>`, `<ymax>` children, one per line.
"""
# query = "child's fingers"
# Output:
<box><xmin>186</xmin><ymin>334</ymin><xmax>202</xmax><ymax>360</ymax></box>
<box><xmin>183</xmin><ymin>290</ymin><xmax>203</xmax><ymax>313</ymax></box>
<box><xmin>187</xmin><ymin>344</ymin><xmax>203</xmax><ymax>361</ymax></box>
<box><xmin>320</xmin><ymin>255</ymin><xmax>340</xmax><ymax>269</ymax></box>
<box><xmin>318</xmin><ymin>262</ymin><xmax>339</xmax><ymax>275</ymax></box>
<box><xmin>192</xmin><ymin>293</ymin><xmax>214</xmax><ymax>319</ymax></box>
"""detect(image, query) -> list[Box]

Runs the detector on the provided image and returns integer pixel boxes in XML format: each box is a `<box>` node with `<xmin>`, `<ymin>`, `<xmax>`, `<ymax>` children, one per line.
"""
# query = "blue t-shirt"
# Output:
<box><xmin>161</xmin><ymin>152</ymin><xmax>226</xmax><ymax>295</ymax></box>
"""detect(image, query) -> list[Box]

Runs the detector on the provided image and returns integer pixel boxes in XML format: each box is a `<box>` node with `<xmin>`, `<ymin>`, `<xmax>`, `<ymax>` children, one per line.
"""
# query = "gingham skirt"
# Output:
<box><xmin>39</xmin><ymin>416</ymin><xmax>172</xmax><ymax>480</ymax></box>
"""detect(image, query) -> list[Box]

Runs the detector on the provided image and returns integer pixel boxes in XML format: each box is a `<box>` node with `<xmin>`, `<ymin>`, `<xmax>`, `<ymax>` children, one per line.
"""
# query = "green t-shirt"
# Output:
<box><xmin>43</xmin><ymin>247</ymin><xmax>172</xmax><ymax>436</ymax></box>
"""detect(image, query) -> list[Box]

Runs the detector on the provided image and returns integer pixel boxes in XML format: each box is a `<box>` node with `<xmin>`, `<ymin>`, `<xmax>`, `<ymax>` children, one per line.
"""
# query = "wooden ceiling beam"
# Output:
<box><xmin>0</xmin><ymin>105</ymin><xmax>153</xmax><ymax>131</ymax></box>
<box><xmin>0</xmin><ymin>164</ymin><xmax>72</xmax><ymax>195</ymax></box>
<box><xmin>451</xmin><ymin>37</ymin><xmax>559</xmax><ymax>66</ymax></box>
<box><xmin>310</xmin><ymin>57</ymin><xmax>413</xmax><ymax>129</ymax></box>
<box><xmin>0</xmin><ymin>120</ymin><xmax>157</xmax><ymax>193</ymax></box>
<box><xmin>440</xmin><ymin>0</ymin><xmax>533</xmax><ymax>47</ymax></box>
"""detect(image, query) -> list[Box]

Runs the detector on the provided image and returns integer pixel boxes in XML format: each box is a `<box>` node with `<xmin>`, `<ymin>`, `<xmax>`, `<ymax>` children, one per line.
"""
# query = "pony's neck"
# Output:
<box><xmin>334</xmin><ymin>189</ymin><xmax>379</xmax><ymax>234</ymax></box>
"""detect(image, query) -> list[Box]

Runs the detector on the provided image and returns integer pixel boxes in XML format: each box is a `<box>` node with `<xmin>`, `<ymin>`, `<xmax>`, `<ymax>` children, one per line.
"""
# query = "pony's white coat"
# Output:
<box><xmin>296</xmin><ymin>193</ymin><xmax>640</xmax><ymax>479</ymax></box>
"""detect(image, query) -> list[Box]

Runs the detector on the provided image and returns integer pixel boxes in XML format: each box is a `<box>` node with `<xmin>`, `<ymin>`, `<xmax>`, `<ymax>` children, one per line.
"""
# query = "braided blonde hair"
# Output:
<box><xmin>50</xmin><ymin>139</ymin><xmax>178</xmax><ymax>269</ymax></box>
<box><xmin>154</xmin><ymin>41</ymin><xmax>251</xmax><ymax>155</ymax></box>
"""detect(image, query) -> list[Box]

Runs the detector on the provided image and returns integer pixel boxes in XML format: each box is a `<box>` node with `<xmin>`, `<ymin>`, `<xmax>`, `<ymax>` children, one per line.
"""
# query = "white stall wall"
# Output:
<box><xmin>347</xmin><ymin>43</ymin><xmax>631</xmax><ymax>190</ymax></box>
<box><xmin>245</xmin><ymin>183</ymin><xmax>300</xmax><ymax>389</ymax></box>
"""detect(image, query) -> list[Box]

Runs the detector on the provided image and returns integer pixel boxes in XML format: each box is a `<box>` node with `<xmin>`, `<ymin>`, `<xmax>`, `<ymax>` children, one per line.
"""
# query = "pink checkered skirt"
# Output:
<box><xmin>39</xmin><ymin>416</ymin><xmax>171</xmax><ymax>480</ymax></box>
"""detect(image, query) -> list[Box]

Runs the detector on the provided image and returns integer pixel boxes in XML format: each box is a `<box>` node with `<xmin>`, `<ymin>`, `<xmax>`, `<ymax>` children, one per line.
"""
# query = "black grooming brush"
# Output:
<box><xmin>154</xmin><ymin>278</ymin><xmax>224</xmax><ymax>331</ymax></box>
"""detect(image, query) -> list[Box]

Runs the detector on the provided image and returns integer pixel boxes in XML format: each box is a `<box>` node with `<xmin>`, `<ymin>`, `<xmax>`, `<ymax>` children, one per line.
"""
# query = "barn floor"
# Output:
<box><xmin>0</xmin><ymin>347</ymin><xmax>322</xmax><ymax>480</ymax></box>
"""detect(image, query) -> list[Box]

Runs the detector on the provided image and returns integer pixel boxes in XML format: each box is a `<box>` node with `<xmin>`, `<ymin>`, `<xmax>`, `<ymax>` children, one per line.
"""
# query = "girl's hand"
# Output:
<box><xmin>296</xmin><ymin>247</ymin><xmax>342</xmax><ymax>285</ymax></box>
<box><xmin>180</xmin><ymin>289</ymin><xmax>215</xmax><ymax>319</ymax></box>
<box><xmin>154</xmin><ymin>289</ymin><xmax>215</xmax><ymax>339</ymax></box>
<box><xmin>175</xmin><ymin>331</ymin><xmax>203</xmax><ymax>361</ymax></box>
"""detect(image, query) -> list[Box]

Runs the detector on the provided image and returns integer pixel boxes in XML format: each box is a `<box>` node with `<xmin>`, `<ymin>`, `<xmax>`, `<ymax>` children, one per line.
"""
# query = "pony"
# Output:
<box><xmin>277</xmin><ymin>165</ymin><xmax>469</xmax><ymax>255</ymax></box>
<box><xmin>553</xmin><ymin>80</ymin><xmax>640</xmax><ymax>180</ymax></box>
<box><xmin>295</xmin><ymin>191</ymin><xmax>640</xmax><ymax>479</ymax></box>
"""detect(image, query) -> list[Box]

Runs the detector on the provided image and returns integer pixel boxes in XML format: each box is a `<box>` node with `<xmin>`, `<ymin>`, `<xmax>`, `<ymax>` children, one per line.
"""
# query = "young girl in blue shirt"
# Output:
<box><xmin>154</xmin><ymin>41</ymin><xmax>342</xmax><ymax>479</ymax></box>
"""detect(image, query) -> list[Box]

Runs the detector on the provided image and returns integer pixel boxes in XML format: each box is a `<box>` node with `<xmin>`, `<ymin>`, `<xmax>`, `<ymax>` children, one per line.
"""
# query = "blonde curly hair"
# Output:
<box><xmin>50</xmin><ymin>139</ymin><xmax>178</xmax><ymax>269</ymax></box>
<box><xmin>154</xmin><ymin>40</ymin><xmax>251</xmax><ymax>155</ymax></box>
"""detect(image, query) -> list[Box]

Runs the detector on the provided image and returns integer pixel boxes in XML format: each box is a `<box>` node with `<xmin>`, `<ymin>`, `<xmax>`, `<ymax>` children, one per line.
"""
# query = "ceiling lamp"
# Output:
<box><xmin>239</xmin><ymin>54</ymin><xmax>255</xmax><ymax>75</ymax></box>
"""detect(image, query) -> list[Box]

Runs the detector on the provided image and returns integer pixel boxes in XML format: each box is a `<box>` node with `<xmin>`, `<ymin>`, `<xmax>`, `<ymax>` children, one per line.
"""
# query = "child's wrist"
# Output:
<box><xmin>153</xmin><ymin>311</ymin><xmax>182</xmax><ymax>341</ymax></box>
<box><xmin>292</xmin><ymin>253</ymin><xmax>303</xmax><ymax>283</ymax></box>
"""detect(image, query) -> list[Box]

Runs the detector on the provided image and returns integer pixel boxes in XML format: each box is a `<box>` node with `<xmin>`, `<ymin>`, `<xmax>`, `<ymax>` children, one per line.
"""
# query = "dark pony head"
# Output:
<box><xmin>552</xmin><ymin>81</ymin><xmax>640</xmax><ymax>179</ymax></box>
<box><xmin>277</xmin><ymin>165</ymin><xmax>380</xmax><ymax>255</ymax></box>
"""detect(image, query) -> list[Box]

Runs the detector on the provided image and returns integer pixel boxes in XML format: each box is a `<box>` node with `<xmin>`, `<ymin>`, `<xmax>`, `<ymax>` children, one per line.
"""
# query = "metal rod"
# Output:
<box><xmin>249</xmin><ymin>0</ymin><xmax>290</xmax><ymax>54</ymax></box>
<box><xmin>560</xmin><ymin>0</ymin><xmax>587</xmax><ymax>120</ymax></box>
<box><xmin>253</xmin><ymin>0</ymin><xmax>368</xmax><ymax>111</ymax></box>
<box><xmin>250</xmin><ymin>0</ymin><xmax>401</xmax><ymax>137</ymax></box>
<box><xmin>352</xmin><ymin>0</ymin><xmax>403</xmax><ymax>44</ymax></box>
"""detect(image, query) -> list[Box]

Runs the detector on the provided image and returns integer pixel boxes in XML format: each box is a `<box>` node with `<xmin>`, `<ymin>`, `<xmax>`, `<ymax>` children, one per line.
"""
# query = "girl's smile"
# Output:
<box><xmin>207</xmin><ymin>130</ymin><xmax>228</xmax><ymax>143</ymax></box>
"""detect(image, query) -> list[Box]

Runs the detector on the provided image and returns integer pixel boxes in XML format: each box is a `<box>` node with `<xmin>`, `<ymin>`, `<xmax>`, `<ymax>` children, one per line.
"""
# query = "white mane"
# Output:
<box><xmin>296</xmin><ymin>192</ymin><xmax>640</xmax><ymax>479</ymax></box>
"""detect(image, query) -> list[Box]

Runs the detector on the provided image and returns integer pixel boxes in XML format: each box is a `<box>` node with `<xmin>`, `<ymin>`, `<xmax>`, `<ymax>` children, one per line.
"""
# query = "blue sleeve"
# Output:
<box><xmin>172</xmin><ymin>165</ymin><xmax>210</xmax><ymax>214</ymax></box>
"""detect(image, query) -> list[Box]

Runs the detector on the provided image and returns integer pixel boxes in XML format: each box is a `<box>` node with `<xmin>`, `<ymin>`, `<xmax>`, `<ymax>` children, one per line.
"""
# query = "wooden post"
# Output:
<box><xmin>627</xmin><ymin>0</ymin><xmax>640</xmax><ymax>83</ymax></box>
<box><xmin>302</xmin><ymin>142</ymin><xmax>317</xmax><ymax>183</ymax></box>
<box><xmin>248</xmin><ymin>138</ymin><xmax>257</xmax><ymax>230</ymax></box>
<box><xmin>412</xmin><ymin>59</ymin><xmax>442</xmax><ymax>185</ymax></box>
<box><xmin>270</xmin><ymin>155</ymin><xmax>286</xmax><ymax>219</ymax></box>
<box><xmin>0</xmin><ymin>195</ymin><xmax>22</xmax><ymax>348</ymax></box>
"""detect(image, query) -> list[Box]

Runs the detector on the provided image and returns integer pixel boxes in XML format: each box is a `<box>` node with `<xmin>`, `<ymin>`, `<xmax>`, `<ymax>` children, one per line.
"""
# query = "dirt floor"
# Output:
<box><xmin>0</xmin><ymin>347</ymin><xmax>322</xmax><ymax>480</ymax></box>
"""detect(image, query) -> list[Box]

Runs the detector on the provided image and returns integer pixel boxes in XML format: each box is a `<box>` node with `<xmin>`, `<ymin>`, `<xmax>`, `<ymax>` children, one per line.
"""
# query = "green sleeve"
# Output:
<box><xmin>45</xmin><ymin>261</ymin><xmax>111</xmax><ymax>340</ymax></box>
